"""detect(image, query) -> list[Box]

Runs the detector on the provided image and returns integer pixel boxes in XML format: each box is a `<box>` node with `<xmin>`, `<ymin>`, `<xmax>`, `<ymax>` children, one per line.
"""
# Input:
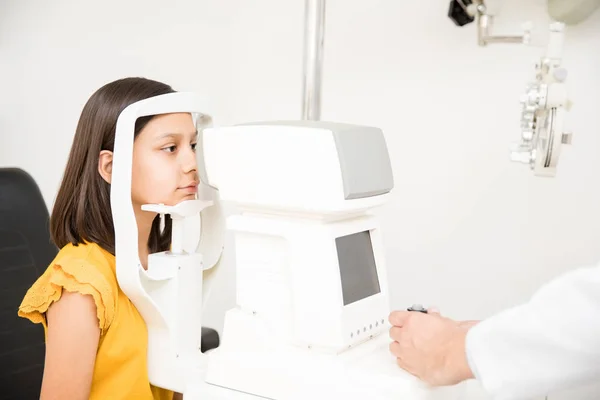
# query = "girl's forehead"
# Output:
<box><xmin>141</xmin><ymin>113</ymin><xmax>196</xmax><ymax>137</ymax></box>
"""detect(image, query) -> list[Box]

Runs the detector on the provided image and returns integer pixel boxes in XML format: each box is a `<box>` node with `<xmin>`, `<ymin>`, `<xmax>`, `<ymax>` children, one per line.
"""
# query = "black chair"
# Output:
<box><xmin>0</xmin><ymin>168</ymin><xmax>218</xmax><ymax>399</ymax></box>
<box><xmin>0</xmin><ymin>168</ymin><xmax>56</xmax><ymax>399</ymax></box>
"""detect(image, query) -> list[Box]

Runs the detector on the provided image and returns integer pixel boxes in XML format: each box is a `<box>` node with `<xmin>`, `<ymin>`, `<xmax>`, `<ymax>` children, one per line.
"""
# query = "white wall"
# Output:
<box><xmin>2</xmin><ymin>0</ymin><xmax>600</xmax><ymax>399</ymax></box>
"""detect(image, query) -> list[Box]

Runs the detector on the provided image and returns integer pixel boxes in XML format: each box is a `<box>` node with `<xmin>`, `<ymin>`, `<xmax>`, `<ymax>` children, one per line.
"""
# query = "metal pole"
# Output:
<box><xmin>301</xmin><ymin>0</ymin><xmax>326</xmax><ymax>121</ymax></box>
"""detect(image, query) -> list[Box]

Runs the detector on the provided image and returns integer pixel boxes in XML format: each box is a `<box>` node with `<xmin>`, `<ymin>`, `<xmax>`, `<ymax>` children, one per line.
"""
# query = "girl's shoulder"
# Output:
<box><xmin>18</xmin><ymin>242</ymin><xmax>119</xmax><ymax>335</ymax></box>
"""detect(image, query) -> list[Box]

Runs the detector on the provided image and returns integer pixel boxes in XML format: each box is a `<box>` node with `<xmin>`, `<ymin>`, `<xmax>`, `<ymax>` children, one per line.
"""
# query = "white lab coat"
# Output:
<box><xmin>465</xmin><ymin>263</ymin><xmax>600</xmax><ymax>400</ymax></box>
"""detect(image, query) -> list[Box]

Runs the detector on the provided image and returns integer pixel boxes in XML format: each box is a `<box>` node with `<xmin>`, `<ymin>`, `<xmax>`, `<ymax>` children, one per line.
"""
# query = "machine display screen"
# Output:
<box><xmin>335</xmin><ymin>230</ymin><xmax>381</xmax><ymax>306</ymax></box>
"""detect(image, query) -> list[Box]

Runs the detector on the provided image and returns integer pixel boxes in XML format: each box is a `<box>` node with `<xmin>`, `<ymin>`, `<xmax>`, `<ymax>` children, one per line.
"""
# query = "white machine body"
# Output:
<box><xmin>225</xmin><ymin>212</ymin><xmax>389</xmax><ymax>353</ymax></box>
<box><xmin>200</xmin><ymin>121</ymin><xmax>465</xmax><ymax>399</ymax></box>
<box><xmin>200</xmin><ymin>121</ymin><xmax>394</xmax><ymax>351</ymax></box>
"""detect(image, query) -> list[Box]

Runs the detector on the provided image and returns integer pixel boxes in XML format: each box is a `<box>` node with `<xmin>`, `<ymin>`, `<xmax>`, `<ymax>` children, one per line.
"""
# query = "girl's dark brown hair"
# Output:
<box><xmin>50</xmin><ymin>77</ymin><xmax>175</xmax><ymax>255</ymax></box>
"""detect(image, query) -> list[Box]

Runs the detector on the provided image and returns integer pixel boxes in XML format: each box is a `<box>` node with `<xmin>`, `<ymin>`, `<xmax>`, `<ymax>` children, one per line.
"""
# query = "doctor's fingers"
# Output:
<box><xmin>389</xmin><ymin>340</ymin><xmax>404</xmax><ymax>360</ymax></box>
<box><xmin>388</xmin><ymin>330</ymin><xmax>416</xmax><ymax>357</ymax></box>
<box><xmin>389</xmin><ymin>311</ymin><xmax>410</xmax><ymax>327</ymax></box>
<box><xmin>389</xmin><ymin>325</ymin><xmax>406</xmax><ymax>342</ymax></box>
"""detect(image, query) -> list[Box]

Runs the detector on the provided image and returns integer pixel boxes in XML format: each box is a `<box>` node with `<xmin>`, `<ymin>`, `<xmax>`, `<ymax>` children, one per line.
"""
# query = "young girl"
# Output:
<box><xmin>18</xmin><ymin>77</ymin><xmax>199</xmax><ymax>399</ymax></box>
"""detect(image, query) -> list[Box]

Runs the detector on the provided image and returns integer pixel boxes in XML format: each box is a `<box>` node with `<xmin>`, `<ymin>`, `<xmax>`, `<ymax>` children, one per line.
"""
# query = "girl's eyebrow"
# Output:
<box><xmin>156</xmin><ymin>130</ymin><xmax>198</xmax><ymax>140</ymax></box>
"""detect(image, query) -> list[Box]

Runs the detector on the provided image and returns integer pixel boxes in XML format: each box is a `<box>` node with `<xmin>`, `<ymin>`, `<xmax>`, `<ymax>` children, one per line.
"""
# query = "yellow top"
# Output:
<box><xmin>18</xmin><ymin>242</ymin><xmax>173</xmax><ymax>400</ymax></box>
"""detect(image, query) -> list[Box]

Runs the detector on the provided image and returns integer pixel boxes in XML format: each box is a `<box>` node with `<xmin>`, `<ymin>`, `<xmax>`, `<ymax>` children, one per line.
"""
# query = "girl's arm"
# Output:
<box><xmin>40</xmin><ymin>291</ymin><xmax>101</xmax><ymax>400</ymax></box>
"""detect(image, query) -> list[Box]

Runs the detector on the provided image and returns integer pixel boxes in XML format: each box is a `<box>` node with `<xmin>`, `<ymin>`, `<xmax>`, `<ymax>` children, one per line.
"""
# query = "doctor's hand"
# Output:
<box><xmin>388</xmin><ymin>310</ymin><xmax>476</xmax><ymax>386</ymax></box>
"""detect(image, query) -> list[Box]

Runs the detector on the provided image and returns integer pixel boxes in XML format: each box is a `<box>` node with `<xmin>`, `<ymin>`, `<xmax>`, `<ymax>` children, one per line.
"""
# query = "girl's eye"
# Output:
<box><xmin>163</xmin><ymin>145</ymin><xmax>177</xmax><ymax>153</ymax></box>
<box><xmin>191</xmin><ymin>143</ymin><xmax>197</xmax><ymax>151</ymax></box>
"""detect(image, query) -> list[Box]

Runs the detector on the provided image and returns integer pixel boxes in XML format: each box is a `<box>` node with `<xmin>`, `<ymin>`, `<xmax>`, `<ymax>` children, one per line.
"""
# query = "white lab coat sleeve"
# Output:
<box><xmin>465</xmin><ymin>263</ymin><xmax>600</xmax><ymax>400</ymax></box>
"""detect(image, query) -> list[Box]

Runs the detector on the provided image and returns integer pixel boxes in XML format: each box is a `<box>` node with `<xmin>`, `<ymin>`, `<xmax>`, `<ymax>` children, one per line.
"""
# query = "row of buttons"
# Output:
<box><xmin>350</xmin><ymin>318</ymin><xmax>385</xmax><ymax>338</ymax></box>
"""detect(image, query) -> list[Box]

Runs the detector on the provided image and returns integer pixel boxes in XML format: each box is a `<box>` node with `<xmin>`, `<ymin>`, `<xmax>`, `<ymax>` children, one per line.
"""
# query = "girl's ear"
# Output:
<box><xmin>98</xmin><ymin>150</ymin><xmax>113</xmax><ymax>184</ymax></box>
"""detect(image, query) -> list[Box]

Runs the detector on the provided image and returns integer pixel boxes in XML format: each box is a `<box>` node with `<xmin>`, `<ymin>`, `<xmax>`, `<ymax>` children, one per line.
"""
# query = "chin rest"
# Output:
<box><xmin>0</xmin><ymin>168</ymin><xmax>219</xmax><ymax>398</ymax></box>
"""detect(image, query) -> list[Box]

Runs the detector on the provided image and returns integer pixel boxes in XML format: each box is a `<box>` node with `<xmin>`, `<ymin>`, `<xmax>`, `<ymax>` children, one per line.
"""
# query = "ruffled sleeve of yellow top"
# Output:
<box><xmin>17</xmin><ymin>242</ymin><xmax>116</xmax><ymax>335</ymax></box>
<box><xmin>16</xmin><ymin>242</ymin><xmax>174</xmax><ymax>400</ymax></box>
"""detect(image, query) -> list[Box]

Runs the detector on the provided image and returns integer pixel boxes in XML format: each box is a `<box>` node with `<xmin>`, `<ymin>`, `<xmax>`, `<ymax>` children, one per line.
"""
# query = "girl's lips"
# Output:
<box><xmin>179</xmin><ymin>184</ymin><xmax>198</xmax><ymax>193</ymax></box>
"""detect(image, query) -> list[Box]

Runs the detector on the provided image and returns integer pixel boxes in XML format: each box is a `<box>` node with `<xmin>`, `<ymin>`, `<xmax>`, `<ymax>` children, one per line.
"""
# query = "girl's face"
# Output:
<box><xmin>131</xmin><ymin>112</ymin><xmax>199</xmax><ymax>208</ymax></box>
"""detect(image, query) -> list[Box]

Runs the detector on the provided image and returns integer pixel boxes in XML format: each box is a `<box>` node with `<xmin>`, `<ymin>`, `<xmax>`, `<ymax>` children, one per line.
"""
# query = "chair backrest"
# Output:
<box><xmin>0</xmin><ymin>168</ymin><xmax>58</xmax><ymax>399</ymax></box>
